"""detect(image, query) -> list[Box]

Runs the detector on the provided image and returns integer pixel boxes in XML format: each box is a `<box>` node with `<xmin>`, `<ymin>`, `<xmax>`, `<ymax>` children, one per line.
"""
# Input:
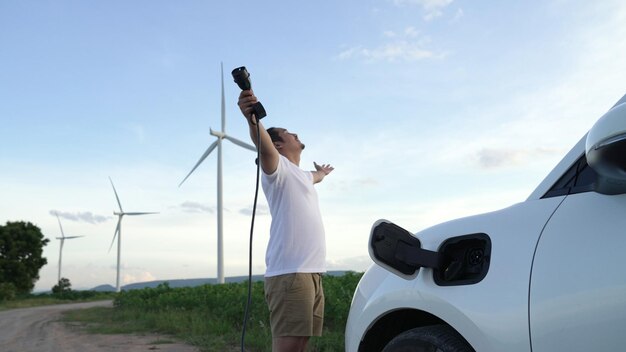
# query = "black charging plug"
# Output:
<box><xmin>232</xmin><ymin>66</ymin><xmax>267</xmax><ymax>119</ymax></box>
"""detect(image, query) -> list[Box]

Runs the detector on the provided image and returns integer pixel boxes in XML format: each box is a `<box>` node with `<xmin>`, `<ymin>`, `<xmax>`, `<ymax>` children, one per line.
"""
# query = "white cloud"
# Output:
<box><xmin>474</xmin><ymin>147</ymin><xmax>560</xmax><ymax>169</ymax></box>
<box><xmin>179</xmin><ymin>201</ymin><xmax>215</xmax><ymax>213</ymax></box>
<box><xmin>338</xmin><ymin>1</ymin><xmax>459</xmax><ymax>62</ymax></box>
<box><xmin>423</xmin><ymin>9</ymin><xmax>443</xmax><ymax>21</ymax></box>
<box><xmin>327</xmin><ymin>177</ymin><xmax>380</xmax><ymax>193</ymax></box>
<box><xmin>404</xmin><ymin>26</ymin><xmax>419</xmax><ymax>38</ymax></box>
<box><xmin>450</xmin><ymin>8</ymin><xmax>464</xmax><ymax>23</ymax></box>
<box><xmin>337</xmin><ymin>28</ymin><xmax>445</xmax><ymax>62</ymax></box>
<box><xmin>392</xmin><ymin>0</ymin><xmax>454</xmax><ymax>20</ymax></box>
<box><xmin>393</xmin><ymin>0</ymin><xmax>453</xmax><ymax>10</ymax></box>
<box><xmin>123</xmin><ymin>271</ymin><xmax>156</xmax><ymax>284</ymax></box>
<box><xmin>50</xmin><ymin>209</ymin><xmax>111</xmax><ymax>224</ymax></box>
<box><xmin>239</xmin><ymin>204</ymin><xmax>270</xmax><ymax>216</ymax></box>
<box><xmin>365</xmin><ymin>41</ymin><xmax>436</xmax><ymax>61</ymax></box>
<box><xmin>337</xmin><ymin>46</ymin><xmax>362</xmax><ymax>60</ymax></box>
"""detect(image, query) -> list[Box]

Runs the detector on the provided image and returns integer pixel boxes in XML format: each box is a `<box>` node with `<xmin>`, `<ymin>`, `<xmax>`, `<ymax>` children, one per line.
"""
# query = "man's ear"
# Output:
<box><xmin>273</xmin><ymin>142</ymin><xmax>283</xmax><ymax>150</ymax></box>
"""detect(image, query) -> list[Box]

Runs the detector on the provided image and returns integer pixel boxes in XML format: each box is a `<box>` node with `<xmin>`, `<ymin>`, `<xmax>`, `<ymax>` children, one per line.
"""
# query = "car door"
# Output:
<box><xmin>530</xmin><ymin>156</ymin><xmax>626</xmax><ymax>351</ymax></box>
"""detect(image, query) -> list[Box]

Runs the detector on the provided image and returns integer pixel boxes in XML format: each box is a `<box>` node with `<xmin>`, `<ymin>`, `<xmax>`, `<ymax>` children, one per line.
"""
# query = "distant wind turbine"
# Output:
<box><xmin>109</xmin><ymin>177</ymin><xmax>159</xmax><ymax>292</ymax></box>
<box><xmin>54</xmin><ymin>213</ymin><xmax>84</xmax><ymax>284</ymax></box>
<box><xmin>179</xmin><ymin>62</ymin><xmax>256</xmax><ymax>284</ymax></box>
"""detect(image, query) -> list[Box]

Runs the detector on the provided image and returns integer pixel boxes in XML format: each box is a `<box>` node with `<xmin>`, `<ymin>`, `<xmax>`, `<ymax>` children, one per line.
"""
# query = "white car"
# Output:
<box><xmin>345</xmin><ymin>94</ymin><xmax>626</xmax><ymax>352</ymax></box>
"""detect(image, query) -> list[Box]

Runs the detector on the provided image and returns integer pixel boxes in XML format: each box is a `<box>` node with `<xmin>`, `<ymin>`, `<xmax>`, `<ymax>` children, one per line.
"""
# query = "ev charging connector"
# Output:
<box><xmin>232</xmin><ymin>66</ymin><xmax>267</xmax><ymax>119</ymax></box>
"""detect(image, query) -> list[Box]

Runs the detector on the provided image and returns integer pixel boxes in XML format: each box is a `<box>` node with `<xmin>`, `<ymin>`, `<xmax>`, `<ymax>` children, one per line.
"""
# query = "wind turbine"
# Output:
<box><xmin>109</xmin><ymin>177</ymin><xmax>158</xmax><ymax>292</ymax></box>
<box><xmin>179</xmin><ymin>62</ymin><xmax>256</xmax><ymax>284</ymax></box>
<box><xmin>54</xmin><ymin>213</ymin><xmax>84</xmax><ymax>284</ymax></box>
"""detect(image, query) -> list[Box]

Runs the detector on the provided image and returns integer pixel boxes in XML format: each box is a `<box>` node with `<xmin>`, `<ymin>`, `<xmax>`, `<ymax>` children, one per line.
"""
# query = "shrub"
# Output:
<box><xmin>0</xmin><ymin>283</ymin><xmax>17</xmax><ymax>301</ymax></box>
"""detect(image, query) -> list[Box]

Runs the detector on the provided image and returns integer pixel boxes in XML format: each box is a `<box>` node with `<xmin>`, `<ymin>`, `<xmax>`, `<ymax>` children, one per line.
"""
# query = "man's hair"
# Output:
<box><xmin>267</xmin><ymin>127</ymin><xmax>284</xmax><ymax>143</ymax></box>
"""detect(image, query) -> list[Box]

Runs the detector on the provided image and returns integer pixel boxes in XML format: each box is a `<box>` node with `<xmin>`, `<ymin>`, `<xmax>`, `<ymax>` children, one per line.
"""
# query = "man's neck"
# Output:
<box><xmin>280</xmin><ymin>151</ymin><xmax>301</xmax><ymax>166</ymax></box>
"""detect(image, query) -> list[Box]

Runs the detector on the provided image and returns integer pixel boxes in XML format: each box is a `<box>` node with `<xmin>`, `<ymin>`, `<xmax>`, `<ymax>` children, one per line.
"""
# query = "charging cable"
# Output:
<box><xmin>241</xmin><ymin>117</ymin><xmax>261</xmax><ymax>352</ymax></box>
<box><xmin>232</xmin><ymin>66</ymin><xmax>266</xmax><ymax>352</ymax></box>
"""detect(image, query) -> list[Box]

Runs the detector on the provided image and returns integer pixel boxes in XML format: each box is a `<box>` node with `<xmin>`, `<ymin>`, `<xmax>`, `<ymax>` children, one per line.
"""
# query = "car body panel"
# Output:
<box><xmin>530</xmin><ymin>191</ymin><xmax>626</xmax><ymax>352</ymax></box>
<box><xmin>346</xmin><ymin>197</ymin><xmax>565</xmax><ymax>352</ymax></box>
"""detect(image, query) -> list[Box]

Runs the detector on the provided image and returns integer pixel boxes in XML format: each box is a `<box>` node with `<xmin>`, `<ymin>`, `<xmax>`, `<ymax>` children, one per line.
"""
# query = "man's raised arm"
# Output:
<box><xmin>238</xmin><ymin>90</ymin><xmax>279</xmax><ymax>175</ymax></box>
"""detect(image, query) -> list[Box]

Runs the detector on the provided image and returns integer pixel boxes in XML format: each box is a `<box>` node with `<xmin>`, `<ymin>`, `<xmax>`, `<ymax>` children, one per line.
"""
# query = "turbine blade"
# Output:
<box><xmin>179</xmin><ymin>140</ymin><xmax>219</xmax><ymax>187</ymax></box>
<box><xmin>55</xmin><ymin>212</ymin><xmax>65</xmax><ymax>238</ymax></box>
<box><xmin>224</xmin><ymin>135</ymin><xmax>257</xmax><ymax>152</ymax></box>
<box><xmin>109</xmin><ymin>218</ymin><xmax>121</xmax><ymax>253</ymax></box>
<box><xmin>64</xmin><ymin>235</ymin><xmax>84</xmax><ymax>239</ymax></box>
<box><xmin>109</xmin><ymin>177</ymin><xmax>124</xmax><ymax>212</ymax></box>
<box><xmin>221</xmin><ymin>62</ymin><xmax>225</xmax><ymax>133</ymax></box>
<box><xmin>125</xmin><ymin>212</ymin><xmax>159</xmax><ymax>216</ymax></box>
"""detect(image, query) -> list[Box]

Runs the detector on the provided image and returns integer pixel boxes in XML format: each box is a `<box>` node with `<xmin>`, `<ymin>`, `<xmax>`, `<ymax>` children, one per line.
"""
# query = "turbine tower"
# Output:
<box><xmin>109</xmin><ymin>177</ymin><xmax>158</xmax><ymax>292</ymax></box>
<box><xmin>54</xmin><ymin>213</ymin><xmax>84</xmax><ymax>283</ymax></box>
<box><xmin>179</xmin><ymin>63</ymin><xmax>256</xmax><ymax>284</ymax></box>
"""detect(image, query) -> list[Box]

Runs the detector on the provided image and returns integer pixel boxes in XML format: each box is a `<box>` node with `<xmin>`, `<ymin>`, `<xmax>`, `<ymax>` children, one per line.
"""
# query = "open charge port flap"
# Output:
<box><xmin>369</xmin><ymin>221</ymin><xmax>440</xmax><ymax>277</ymax></box>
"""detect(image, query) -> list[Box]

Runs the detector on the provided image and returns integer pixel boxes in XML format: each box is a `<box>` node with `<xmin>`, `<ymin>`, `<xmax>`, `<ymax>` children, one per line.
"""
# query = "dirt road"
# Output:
<box><xmin>0</xmin><ymin>300</ymin><xmax>200</xmax><ymax>352</ymax></box>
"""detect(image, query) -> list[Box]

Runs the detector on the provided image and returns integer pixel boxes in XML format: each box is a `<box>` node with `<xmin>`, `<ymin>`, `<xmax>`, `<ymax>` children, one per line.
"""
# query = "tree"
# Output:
<box><xmin>0</xmin><ymin>221</ymin><xmax>50</xmax><ymax>295</ymax></box>
<box><xmin>52</xmin><ymin>277</ymin><xmax>72</xmax><ymax>294</ymax></box>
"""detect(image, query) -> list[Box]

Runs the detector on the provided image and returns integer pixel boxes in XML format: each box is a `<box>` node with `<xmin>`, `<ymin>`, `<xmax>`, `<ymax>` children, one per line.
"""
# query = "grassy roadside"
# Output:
<box><xmin>0</xmin><ymin>292</ymin><xmax>115</xmax><ymax>311</ymax></box>
<box><xmin>62</xmin><ymin>272</ymin><xmax>363</xmax><ymax>352</ymax></box>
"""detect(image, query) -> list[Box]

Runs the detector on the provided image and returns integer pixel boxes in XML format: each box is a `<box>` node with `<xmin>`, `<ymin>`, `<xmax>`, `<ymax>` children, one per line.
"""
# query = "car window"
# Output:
<box><xmin>542</xmin><ymin>155</ymin><xmax>598</xmax><ymax>198</ymax></box>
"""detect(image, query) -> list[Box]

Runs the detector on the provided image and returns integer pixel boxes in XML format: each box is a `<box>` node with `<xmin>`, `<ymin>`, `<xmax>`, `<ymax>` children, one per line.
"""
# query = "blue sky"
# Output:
<box><xmin>2</xmin><ymin>0</ymin><xmax>625</xmax><ymax>291</ymax></box>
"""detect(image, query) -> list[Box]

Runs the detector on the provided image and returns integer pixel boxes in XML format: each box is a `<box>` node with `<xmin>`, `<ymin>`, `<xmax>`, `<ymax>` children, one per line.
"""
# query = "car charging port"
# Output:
<box><xmin>434</xmin><ymin>233</ymin><xmax>491</xmax><ymax>286</ymax></box>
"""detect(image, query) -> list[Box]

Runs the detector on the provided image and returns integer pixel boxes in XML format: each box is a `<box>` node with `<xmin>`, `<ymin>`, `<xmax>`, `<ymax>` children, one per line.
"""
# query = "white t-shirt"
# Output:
<box><xmin>262</xmin><ymin>155</ymin><xmax>326</xmax><ymax>277</ymax></box>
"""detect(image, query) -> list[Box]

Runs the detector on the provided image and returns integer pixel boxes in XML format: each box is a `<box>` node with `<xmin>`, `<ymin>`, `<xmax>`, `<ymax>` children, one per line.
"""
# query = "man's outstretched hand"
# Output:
<box><xmin>314</xmin><ymin>162</ymin><xmax>334</xmax><ymax>175</ymax></box>
<box><xmin>313</xmin><ymin>162</ymin><xmax>334</xmax><ymax>184</ymax></box>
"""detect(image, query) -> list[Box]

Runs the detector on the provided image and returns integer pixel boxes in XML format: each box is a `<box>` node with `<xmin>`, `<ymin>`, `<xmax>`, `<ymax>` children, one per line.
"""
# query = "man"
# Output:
<box><xmin>238</xmin><ymin>89</ymin><xmax>334</xmax><ymax>352</ymax></box>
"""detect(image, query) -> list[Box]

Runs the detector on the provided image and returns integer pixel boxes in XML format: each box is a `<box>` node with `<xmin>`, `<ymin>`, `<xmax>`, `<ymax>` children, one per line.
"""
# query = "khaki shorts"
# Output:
<box><xmin>264</xmin><ymin>273</ymin><xmax>324</xmax><ymax>337</ymax></box>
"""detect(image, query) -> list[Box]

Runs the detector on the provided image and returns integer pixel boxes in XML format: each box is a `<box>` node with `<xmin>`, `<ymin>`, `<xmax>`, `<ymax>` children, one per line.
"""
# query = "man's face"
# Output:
<box><xmin>278</xmin><ymin>129</ymin><xmax>305</xmax><ymax>150</ymax></box>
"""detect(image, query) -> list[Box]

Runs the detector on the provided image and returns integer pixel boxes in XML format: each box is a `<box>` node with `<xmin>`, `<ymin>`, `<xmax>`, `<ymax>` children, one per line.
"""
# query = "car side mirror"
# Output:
<box><xmin>586</xmin><ymin>102</ymin><xmax>626</xmax><ymax>194</ymax></box>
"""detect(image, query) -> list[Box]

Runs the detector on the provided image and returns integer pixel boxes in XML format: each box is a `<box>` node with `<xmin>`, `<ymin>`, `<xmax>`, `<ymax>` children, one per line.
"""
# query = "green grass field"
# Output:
<box><xmin>62</xmin><ymin>272</ymin><xmax>363</xmax><ymax>352</ymax></box>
